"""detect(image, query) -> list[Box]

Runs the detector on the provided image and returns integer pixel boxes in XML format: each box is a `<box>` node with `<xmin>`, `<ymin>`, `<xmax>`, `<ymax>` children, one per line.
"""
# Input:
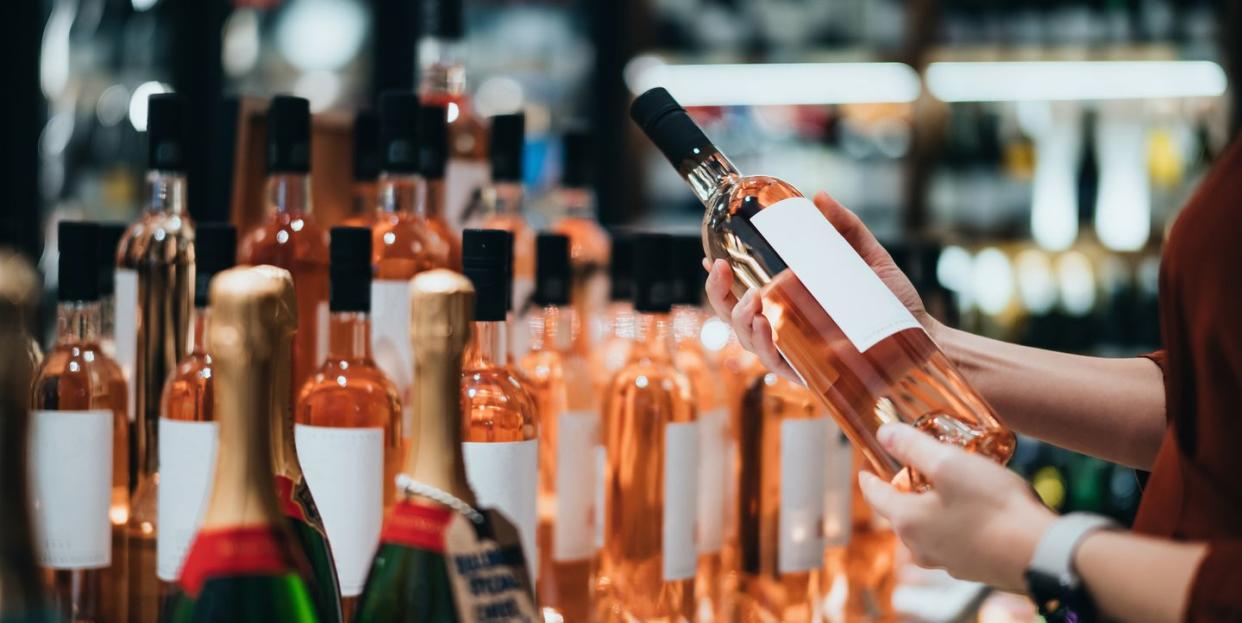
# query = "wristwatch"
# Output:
<box><xmin>1025</xmin><ymin>512</ymin><xmax>1120</xmax><ymax>623</ymax></box>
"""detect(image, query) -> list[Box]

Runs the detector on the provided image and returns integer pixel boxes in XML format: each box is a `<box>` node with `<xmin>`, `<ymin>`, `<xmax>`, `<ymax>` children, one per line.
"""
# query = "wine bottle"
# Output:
<box><xmin>417</xmin><ymin>102</ymin><xmax>462</xmax><ymax>270</ymax></box>
<box><xmin>630</xmin><ymin>87</ymin><xmax>1015</xmax><ymax>482</ymax></box>
<box><xmin>238</xmin><ymin>95</ymin><xmax>330</xmax><ymax>393</ymax></box>
<box><xmin>31</xmin><ymin>222</ymin><xmax>131</xmax><ymax>623</ymax></box>
<box><xmin>343</xmin><ymin>110</ymin><xmax>380</xmax><ymax>227</ymax></box>
<box><xmin>354</xmin><ymin>269</ymin><xmax>478</xmax><ymax>622</ymax></box>
<box><xmin>156</xmin><ymin>223</ymin><xmax>235</xmax><ymax>612</ymax></box>
<box><xmin>258</xmin><ymin>265</ymin><xmax>344</xmax><ymax>623</ymax></box>
<box><xmin>589</xmin><ymin>230</ymin><xmax>635</xmax><ymax>396</ymax></box>
<box><xmin>417</xmin><ymin>0</ymin><xmax>488</xmax><ymax>230</ymax></box>
<box><xmin>170</xmin><ymin>266</ymin><xmax>318</xmax><ymax>623</ymax></box>
<box><xmin>550</xmin><ymin>127</ymin><xmax>610</xmax><ymax>349</ymax></box>
<box><xmin>518</xmin><ymin>234</ymin><xmax>598</xmax><ymax>620</ymax></box>
<box><xmin>116</xmin><ymin>92</ymin><xmax>196</xmax><ymax>623</ymax></box>
<box><xmin>472</xmin><ymin>113</ymin><xmax>535</xmax><ymax>321</ymax></box>
<box><xmin>598</xmin><ymin>233</ymin><xmax>698</xmax><ymax>622</ymax></box>
<box><xmin>459</xmin><ymin>229</ymin><xmax>540</xmax><ymax>581</ymax></box>
<box><xmin>296</xmin><ymin>227</ymin><xmax>402</xmax><ymax>617</ymax></box>
<box><xmin>0</xmin><ymin>251</ymin><xmax>52</xmax><ymax>622</ymax></box>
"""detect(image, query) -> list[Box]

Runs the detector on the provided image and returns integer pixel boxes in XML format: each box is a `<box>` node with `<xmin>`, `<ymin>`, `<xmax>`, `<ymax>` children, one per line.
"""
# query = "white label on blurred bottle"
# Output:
<box><xmin>750</xmin><ymin>197</ymin><xmax>921</xmax><ymax>352</ymax></box>
<box><xmin>663</xmin><ymin>421</ymin><xmax>699</xmax><ymax>581</ymax></box>
<box><xmin>445</xmin><ymin>159</ymin><xmax>490</xmax><ymax>229</ymax></box>
<box><xmin>823</xmin><ymin>419</ymin><xmax>854</xmax><ymax>548</ymax></box>
<box><xmin>296</xmin><ymin>424</ymin><xmax>384</xmax><ymax>597</ymax></box>
<box><xmin>464</xmin><ymin>439</ymin><xmax>539</xmax><ymax>579</ymax></box>
<box><xmin>370</xmin><ymin>280</ymin><xmax>413</xmax><ymax>436</ymax></box>
<box><xmin>554</xmin><ymin>411</ymin><xmax>597</xmax><ymax>562</ymax></box>
<box><xmin>29</xmin><ymin>410</ymin><xmax>112</xmax><ymax>569</ymax></box>
<box><xmin>114</xmin><ymin>268</ymin><xmax>137</xmax><ymax>422</ymax></box>
<box><xmin>780</xmin><ymin>416</ymin><xmax>827</xmax><ymax>574</ymax></box>
<box><xmin>157</xmin><ymin>419</ymin><xmax>218</xmax><ymax>581</ymax></box>
<box><xmin>594</xmin><ymin>445</ymin><xmax>606</xmax><ymax>550</ymax></box>
<box><xmin>697</xmin><ymin>408</ymin><xmax>728</xmax><ymax>554</ymax></box>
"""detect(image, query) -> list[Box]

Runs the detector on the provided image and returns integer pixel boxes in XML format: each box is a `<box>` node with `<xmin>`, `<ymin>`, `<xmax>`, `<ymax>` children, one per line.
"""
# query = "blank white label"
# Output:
<box><xmin>370</xmin><ymin>280</ymin><xmax>413</xmax><ymax>436</ymax></box>
<box><xmin>296</xmin><ymin>424</ymin><xmax>384</xmax><ymax>597</ymax></box>
<box><xmin>464</xmin><ymin>439</ymin><xmax>539</xmax><ymax>579</ymax></box>
<box><xmin>29</xmin><ymin>410</ymin><xmax>113</xmax><ymax>569</ymax></box>
<box><xmin>554</xmin><ymin>411</ymin><xmax>598</xmax><ymax>562</ymax></box>
<box><xmin>157</xmin><ymin>419</ymin><xmax>218</xmax><ymax>581</ymax></box>
<box><xmin>445</xmin><ymin>159</ymin><xmax>491</xmax><ymax>229</ymax></box>
<box><xmin>750</xmin><ymin>197</ymin><xmax>921</xmax><ymax>352</ymax></box>
<box><xmin>594</xmin><ymin>445</ymin><xmax>606</xmax><ymax>550</ymax></box>
<box><xmin>697</xmin><ymin>408</ymin><xmax>728</xmax><ymax>554</ymax></box>
<box><xmin>663</xmin><ymin>421</ymin><xmax>699</xmax><ymax>581</ymax></box>
<box><xmin>823</xmin><ymin>419</ymin><xmax>854</xmax><ymax>548</ymax></box>
<box><xmin>780</xmin><ymin>417</ymin><xmax>828</xmax><ymax>574</ymax></box>
<box><xmin>114</xmin><ymin>268</ymin><xmax>137</xmax><ymax>422</ymax></box>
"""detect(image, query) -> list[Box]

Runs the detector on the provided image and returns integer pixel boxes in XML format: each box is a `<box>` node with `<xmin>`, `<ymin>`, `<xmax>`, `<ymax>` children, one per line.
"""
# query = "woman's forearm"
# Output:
<box><xmin>1074</xmin><ymin>530</ymin><xmax>1207</xmax><ymax>623</ymax></box>
<box><xmin>933</xmin><ymin>325</ymin><xmax>1166</xmax><ymax>469</ymax></box>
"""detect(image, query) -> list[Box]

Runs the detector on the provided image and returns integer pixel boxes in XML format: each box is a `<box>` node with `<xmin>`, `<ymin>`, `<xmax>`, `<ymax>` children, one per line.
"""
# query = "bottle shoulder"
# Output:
<box><xmin>607</xmin><ymin>357</ymin><xmax>695</xmax><ymax>405</ymax></box>
<box><xmin>460</xmin><ymin>365</ymin><xmax>539</xmax><ymax>431</ymax></box>
<box><xmin>298</xmin><ymin>360</ymin><xmax>400</xmax><ymax>405</ymax></box>
<box><xmin>32</xmin><ymin>345</ymin><xmax>127</xmax><ymax>410</ymax></box>
<box><xmin>119</xmin><ymin>212</ymin><xmax>195</xmax><ymax>268</ymax></box>
<box><xmin>239</xmin><ymin>213</ymin><xmax>329</xmax><ymax>265</ymax></box>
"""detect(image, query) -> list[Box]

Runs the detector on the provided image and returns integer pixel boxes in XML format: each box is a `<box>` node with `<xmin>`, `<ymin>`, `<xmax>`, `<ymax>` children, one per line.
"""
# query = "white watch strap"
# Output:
<box><xmin>1029</xmin><ymin>512</ymin><xmax>1120</xmax><ymax>583</ymax></box>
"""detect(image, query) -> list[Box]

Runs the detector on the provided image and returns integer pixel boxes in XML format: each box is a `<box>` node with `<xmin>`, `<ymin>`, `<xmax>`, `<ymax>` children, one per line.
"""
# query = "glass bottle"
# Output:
<box><xmin>597</xmin><ymin>233</ymin><xmax>698</xmax><ymax>623</ymax></box>
<box><xmin>342</xmin><ymin>110</ymin><xmax>380</xmax><ymax>228</ymax></box>
<box><xmin>473</xmin><ymin>113</ymin><xmax>536</xmax><ymax>321</ymax></box>
<box><xmin>96</xmin><ymin>222</ymin><xmax>126</xmax><ymax>361</ymax></box>
<box><xmin>31</xmin><ymin>222</ymin><xmax>130</xmax><ymax>623</ymax></box>
<box><xmin>630</xmin><ymin>87</ymin><xmax>1014</xmax><ymax>483</ymax></box>
<box><xmin>417</xmin><ymin>102</ymin><xmax>462</xmax><ymax>270</ymax></box>
<box><xmin>822</xmin><ymin>452</ymin><xmax>897</xmax><ymax>623</ymax></box>
<box><xmin>155</xmin><ymin>223</ymin><xmax>235</xmax><ymax>615</ymax></box>
<box><xmin>551</xmin><ymin>128</ymin><xmax>610</xmax><ymax>351</ymax></box>
<box><xmin>589</xmin><ymin>231</ymin><xmax>635</xmax><ymax>395</ymax></box>
<box><xmin>459</xmin><ymin>229</ymin><xmax>540</xmax><ymax>583</ymax></box>
<box><xmin>417</xmin><ymin>0</ymin><xmax>488</xmax><ymax>230</ymax></box>
<box><xmin>518</xmin><ymin>234</ymin><xmax>598</xmax><ymax>621</ymax></box>
<box><xmin>238</xmin><ymin>95</ymin><xmax>330</xmax><ymax>394</ymax></box>
<box><xmin>296</xmin><ymin>227</ymin><xmax>401</xmax><ymax>618</ymax></box>
<box><xmin>168</xmin><ymin>266</ymin><xmax>317</xmax><ymax>623</ymax></box>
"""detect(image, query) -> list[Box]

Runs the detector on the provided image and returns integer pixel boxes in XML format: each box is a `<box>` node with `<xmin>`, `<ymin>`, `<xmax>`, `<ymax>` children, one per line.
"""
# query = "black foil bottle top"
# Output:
<box><xmin>147</xmin><ymin>92</ymin><xmax>187</xmax><ymax>172</ymax></box>
<box><xmin>609</xmin><ymin>229</ymin><xmax>634</xmax><ymax>302</ymax></box>
<box><xmin>489</xmin><ymin>113</ymin><xmax>525</xmax><ymax>183</ymax></box>
<box><xmin>96</xmin><ymin>222</ymin><xmax>126</xmax><ymax>297</ymax></box>
<box><xmin>421</xmin><ymin>0</ymin><xmax>463</xmax><ymax>39</ymax></box>
<box><xmin>632</xmin><ymin>233</ymin><xmax>673</xmax><ymax>313</ymax></box>
<box><xmin>628</xmin><ymin>87</ymin><xmax>714</xmax><ymax>172</ymax></box>
<box><xmin>59</xmin><ymin>221</ymin><xmax>99</xmax><ymax>303</ymax></box>
<box><xmin>330</xmin><ymin>226</ymin><xmax>373</xmax><ymax>313</ymax></box>
<box><xmin>670</xmin><ymin>234</ymin><xmax>706</xmax><ymax>307</ymax></box>
<box><xmin>380</xmin><ymin>91</ymin><xmax>419</xmax><ymax>174</ymax></box>
<box><xmin>353</xmin><ymin>110</ymin><xmax>381</xmax><ymax>182</ymax></box>
<box><xmin>417</xmin><ymin>104</ymin><xmax>449</xmax><ymax>179</ymax></box>
<box><xmin>561</xmin><ymin>127</ymin><xmax>591</xmax><ymax>189</ymax></box>
<box><xmin>462</xmin><ymin>229</ymin><xmax>514</xmax><ymax>322</ymax></box>
<box><xmin>267</xmin><ymin>95</ymin><xmax>312</xmax><ymax>174</ymax></box>
<box><xmin>194</xmin><ymin>223</ymin><xmax>238</xmax><ymax>308</ymax></box>
<box><xmin>532</xmin><ymin>233</ymin><xmax>571</xmax><ymax>307</ymax></box>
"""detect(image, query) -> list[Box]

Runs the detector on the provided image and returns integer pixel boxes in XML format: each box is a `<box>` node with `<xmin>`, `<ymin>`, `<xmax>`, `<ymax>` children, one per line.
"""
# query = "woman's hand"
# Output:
<box><xmin>859</xmin><ymin>422</ymin><xmax>1056</xmax><ymax>593</ymax></box>
<box><xmin>703</xmin><ymin>190</ymin><xmax>940</xmax><ymax>382</ymax></box>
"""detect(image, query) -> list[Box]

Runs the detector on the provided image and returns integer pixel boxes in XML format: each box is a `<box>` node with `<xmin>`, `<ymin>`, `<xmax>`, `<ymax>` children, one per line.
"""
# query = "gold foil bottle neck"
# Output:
<box><xmin>249</xmin><ymin>264</ymin><xmax>299</xmax><ymax>334</ymax></box>
<box><xmin>209</xmin><ymin>266</ymin><xmax>293</xmax><ymax>361</ymax></box>
<box><xmin>409</xmin><ymin>269</ymin><xmax>474</xmax><ymax>354</ymax></box>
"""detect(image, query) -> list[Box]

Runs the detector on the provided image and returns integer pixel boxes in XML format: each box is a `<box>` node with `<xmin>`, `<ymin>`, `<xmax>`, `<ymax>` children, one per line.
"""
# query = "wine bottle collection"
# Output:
<box><xmin>3</xmin><ymin>2</ymin><xmax>1020</xmax><ymax>621</ymax></box>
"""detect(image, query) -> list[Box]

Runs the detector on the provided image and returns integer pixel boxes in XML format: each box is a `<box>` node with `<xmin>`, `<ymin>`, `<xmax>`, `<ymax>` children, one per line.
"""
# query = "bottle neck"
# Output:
<box><xmin>56</xmin><ymin>301</ymin><xmax>102</xmax><ymax>346</ymax></box>
<box><xmin>144</xmin><ymin>170</ymin><xmax>188</xmax><ymax>216</ymax></box>
<box><xmin>403</xmin><ymin>343</ymin><xmax>474</xmax><ymax>504</ymax></box>
<box><xmin>631</xmin><ymin>311</ymin><xmax>675</xmax><ymax>362</ymax></box>
<box><xmin>269</xmin><ymin>332</ymin><xmax>302</xmax><ymax>482</ymax></box>
<box><xmin>558</xmin><ymin>186</ymin><xmax>596</xmax><ymax>220</ymax></box>
<box><xmin>327</xmin><ymin>312</ymin><xmax>371</xmax><ymax>361</ymax></box>
<box><xmin>379</xmin><ymin>172</ymin><xmax>424</xmax><ymax>216</ymax></box>
<box><xmin>466</xmin><ymin>320</ymin><xmax>509</xmax><ymax>368</ymax></box>
<box><xmin>187</xmin><ymin>307</ymin><xmax>210</xmax><ymax>356</ymax></box>
<box><xmin>266</xmin><ymin>173</ymin><xmax>313</xmax><ymax>216</ymax></box>
<box><xmin>352</xmin><ymin>180</ymin><xmax>378</xmax><ymax>219</ymax></box>
<box><xmin>529</xmin><ymin>305</ymin><xmax>575</xmax><ymax>352</ymax></box>
<box><xmin>488</xmin><ymin>181</ymin><xmax>524</xmax><ymax>217</ymax></box>
<box><xmin>671</xmin><ymin>305</ymin><xmax>704</xmax><ymax>345</ymax></box>
<box><xmin>684</xmin><ymin>150</ymin><xmax>740</xmax><ymax>204</ymax></box>
<box><xmin>424</xmin><ymin>176</ymin><xmax>446</xmax><ymax>220</ymax></box>
<box><xmin>417</xmin><ymin>36</ymin><xmax>467</xmax><ymax>98</ymax></box>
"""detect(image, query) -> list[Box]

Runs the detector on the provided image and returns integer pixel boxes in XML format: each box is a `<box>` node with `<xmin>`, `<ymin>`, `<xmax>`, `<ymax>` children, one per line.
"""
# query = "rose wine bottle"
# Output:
<box><xmin>115</xmin><ymin>93</ymin><xmax>195</xmax><ymax>623</ymax></box>
<box><xmin>31</xmin><ymin>222</ymin><xmax>131</xmax><ymax>623</ymax></box>
<box><xmin>459</xmin><ymin>229</ymin><xmax>540</xmax><ymax>582</ymax></box>
<box><xmin>472</xmin><ymin>113</ymin><xmax>535</xmax><ymax>320</ymax></box>
<box><xmin>417</xmin><ymin>102</ymin><xmax>462</xmax><ymax>270</ymax></box>
<box><xmin>597</xmin><ymin>233</ymin><xmax>698</xmax><ymax>622</ymax></box>
<box><xmin>630</xmin><ymin>87</ymin><xmax>1014</xmax><ymax>482</ymax></box>
<box><xmin>417</xmin><ymin>0</ymin><xmax>488</xmax><ymax>230</ymax></box>
<box><xmin>551</xmin><ymin>127</ymin><xmax>610</xmax><ymax>350</ymax></box>
<box><xmin>169</xmin><ymin>266</ymin><xmax>318</xmax><ymax>623</ymax></box>
<box><xmin>356</xmin><ymin>270</ymin><xmax>493</xmax><ymax>621</ymax></box>
<box><xmin>518</xmin><ymin>234</ymin><xmax>598</xmax><ymax>621</ymax></box>
<box><xmin>296</xmin><ymin>227</ymin><xmax>402</xmax><ymax>618</ymax></box>
<box><xmin>343</xmin><ymin>110</ymin><xmax>380</xmax><ymax>228</ymax></box>
<box><xmin>258</xmin><ymin>265</ymin><xmax>344</xmax><ymax>623</ymax></box>
<box><xmin>238</xmin><ymin>95</ymin><xmax>330</xmax><ymax>393</ymax></box>
<box><xmin>822</xmin><ymin>451</ymin><xmax>897</xmax><ymax>622</ymax></box>
<box><xmin>95</xmin><ymin>222</ymin><xmax>126</xmax><ymax>361</ymax></box>
<box><xmin>589</xmin><ymin>231</ymin><xmax>635</xmax><ymax>396</ymax></box>
<box><xmin>370</xmin><ymin>93</ymin><xmax>454</xmax><ymax>443</ymax></box>
<box><xmin>155</xmin><ymin>223</ymin><xmax>235</xmax><ymax>613</ymax></box>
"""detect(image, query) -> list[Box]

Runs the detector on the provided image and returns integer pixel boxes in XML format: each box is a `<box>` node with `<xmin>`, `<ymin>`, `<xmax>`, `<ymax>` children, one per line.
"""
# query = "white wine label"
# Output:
<box><xmin>29</xmin><ymin>410</ymin><xmax>113</xmax><ymax>569</ymax></box>
<box><xmin>554</xmin><ymin>411</ymin><xmax>598</xmax><ymax>562</ymax></box>
<box><xmin>594</xmin><ymin>445</ymin><xmax>606</xmax><ymax>550</ymax></box>
<box><xmin>463</xmin><ymin>439</ymin><xmax>539</xmax><ymax>580</ymax></box>
<box><xmin>114</xmin><ymin>268</ymin><xmax>138</xmax><ymax>422</ymax></box>
<box><xmin>157</xmin><ymin>419</ymin><xmax>218</xmax><ymax>581</ymax></box>
<box><xmin>779</xmin><ymin>416</ymin><xmax>828</xmax><ymax>574</ymax></box>
<box><xmin>663</xmin><ymin>421</ymin><xmax>699</xmax><ymax>581</ymax></box>
<box><xmin>750</xmin><ymin>197</ymin><xmax>921</xmax><ymax>352</ymax></box>
<box><xmin>823</xmin><ymin>419</ymin><xmax>854</xmax><ymax>548</ymax></box>
<box><xmin>370</xmin><ymin>280</ymin><xmax>414</xmax><ymax>436</ymax></box>
<box><xmin>696</xmin><ymin>408</ymin><xmax>728</xmax><ymax>554</ymax></box>
<box><xmin>315</xmin><ymin>300</ymin><xmax>330</xmax><ymax>367</ymax></box>
<box><xmin>445</xmin><ymin>158</ymin><xmax>490</xmax><ymax>229</ymax></box>
<box><xmin>295</xmin><ymin>424</ymin><xmax>385</xmax><ymax>597</ymax></box>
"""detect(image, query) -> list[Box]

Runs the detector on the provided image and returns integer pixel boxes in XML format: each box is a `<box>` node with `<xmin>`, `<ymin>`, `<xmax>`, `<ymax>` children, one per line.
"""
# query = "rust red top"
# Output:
<box><xmin>1135</xmin><ymin>136</ymin><xmax>1242</xmax><ymax>622</ymax></box>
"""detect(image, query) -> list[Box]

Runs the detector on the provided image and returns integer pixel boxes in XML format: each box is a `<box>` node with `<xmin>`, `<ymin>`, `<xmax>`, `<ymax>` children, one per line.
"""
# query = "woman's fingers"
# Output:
<box><xmin>749</xmin><ymin>313</ymin><xmax>800</xmax><ymax>382</ymax></box>
<box><xmin>877</xmin><ymin>423</ymin><xmax>974</xmax><ymax>493</ymax></box>
<box><xmin>704</xmin><ymin>259</ymin><xmax>738</xmax><ymax>323</ymax></box>
<box><xmin>731</xmin><ymin>289</ymin><xmax>761</xmax><ymax>352</ymax></box>
<box><xmin>858</xmin><ymin>470</ymin><xmax>917</xmax><ymax>521</ymax></box>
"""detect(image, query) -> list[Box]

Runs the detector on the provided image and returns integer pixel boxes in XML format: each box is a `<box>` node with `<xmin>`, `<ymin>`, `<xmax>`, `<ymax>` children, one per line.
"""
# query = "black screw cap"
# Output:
<box><xmin>147</xmin><ymin>92</ymin><xmax>187</xmax><ymax>172</ymax></box>
<box><xmin>267</xmin><ymin>95</ymin><xmax>312</xmax><ymax>174</ymax></box>
<box><xmin>194</xmin><ymin>223</ymin><xmax>237</xmax><ymax>308</ymax></box>
<box><xmin>632</xmin><ymin>233</ymin><xmax>673</xmax><ymax>313</ymax></box>
<box><xmin>380</xmin><ymin>91</ymin><xmax>419</xmax><ymax>174</ymax></box>
<box><xmin>96</xmin><ymin>222</ymin><xmax>126</xmax><ymax>297</ymax></box>
<box><xmin>418</xmin><ymin>104</ymin><xmax>449</xmax><ymax>179</ymax></box>
<box><xmin>670</xmin><ymin>234</ymin><xmax>706</xmax><ymax>306</ymax></box>
<box><xmin>561</xmin><ymin>126</ymin><xmax>591</xmax><ymax>188</ymax></box>
<box><xmin>330</xmin><ymin>227</ymin><xmax>373</xmax><ymax>313</ymax></box>
<box><xmin>59</xmin><ymin>221</ymin><xmax>99</xmax><ymax>302</ymax></box>
<box><xmin>462</xmin><ymin>229</ymin><xmax>514</xmax><ymax>321</ymax></box>
<box><xmin>533</xmin><ymin>233</ymin><xmax>571</xmax><ymax>307</ymax></box>
<box><xmin>629</xmin><ymin>87</ymin><xmax>713</xmax><ymax>171</ymax></box>
<box><xmin>609</xmin><ymin>229</ymin><xmax>634</xmax><ymax>302</ymax></box>
<box><xmin>353</xmin><ymin>110</ymin><xmax>381</xmax><ymax>182</ymax></box>
<box><xmin>421</xmin><ymin>0</ymin><xmax>463</xmax><ymax>39</ymax></box>
<box><xmin>489</xmin><ymin>113</ymin><xmax>525</xmax><ymax>182</ymax></box>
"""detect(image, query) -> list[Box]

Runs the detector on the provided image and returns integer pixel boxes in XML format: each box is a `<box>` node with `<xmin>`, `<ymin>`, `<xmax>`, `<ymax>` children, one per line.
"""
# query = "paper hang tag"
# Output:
<box><xmin>444</xmin><ymin>509</ymin><xmax>539</xmax><ymax>623</ymax></box>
